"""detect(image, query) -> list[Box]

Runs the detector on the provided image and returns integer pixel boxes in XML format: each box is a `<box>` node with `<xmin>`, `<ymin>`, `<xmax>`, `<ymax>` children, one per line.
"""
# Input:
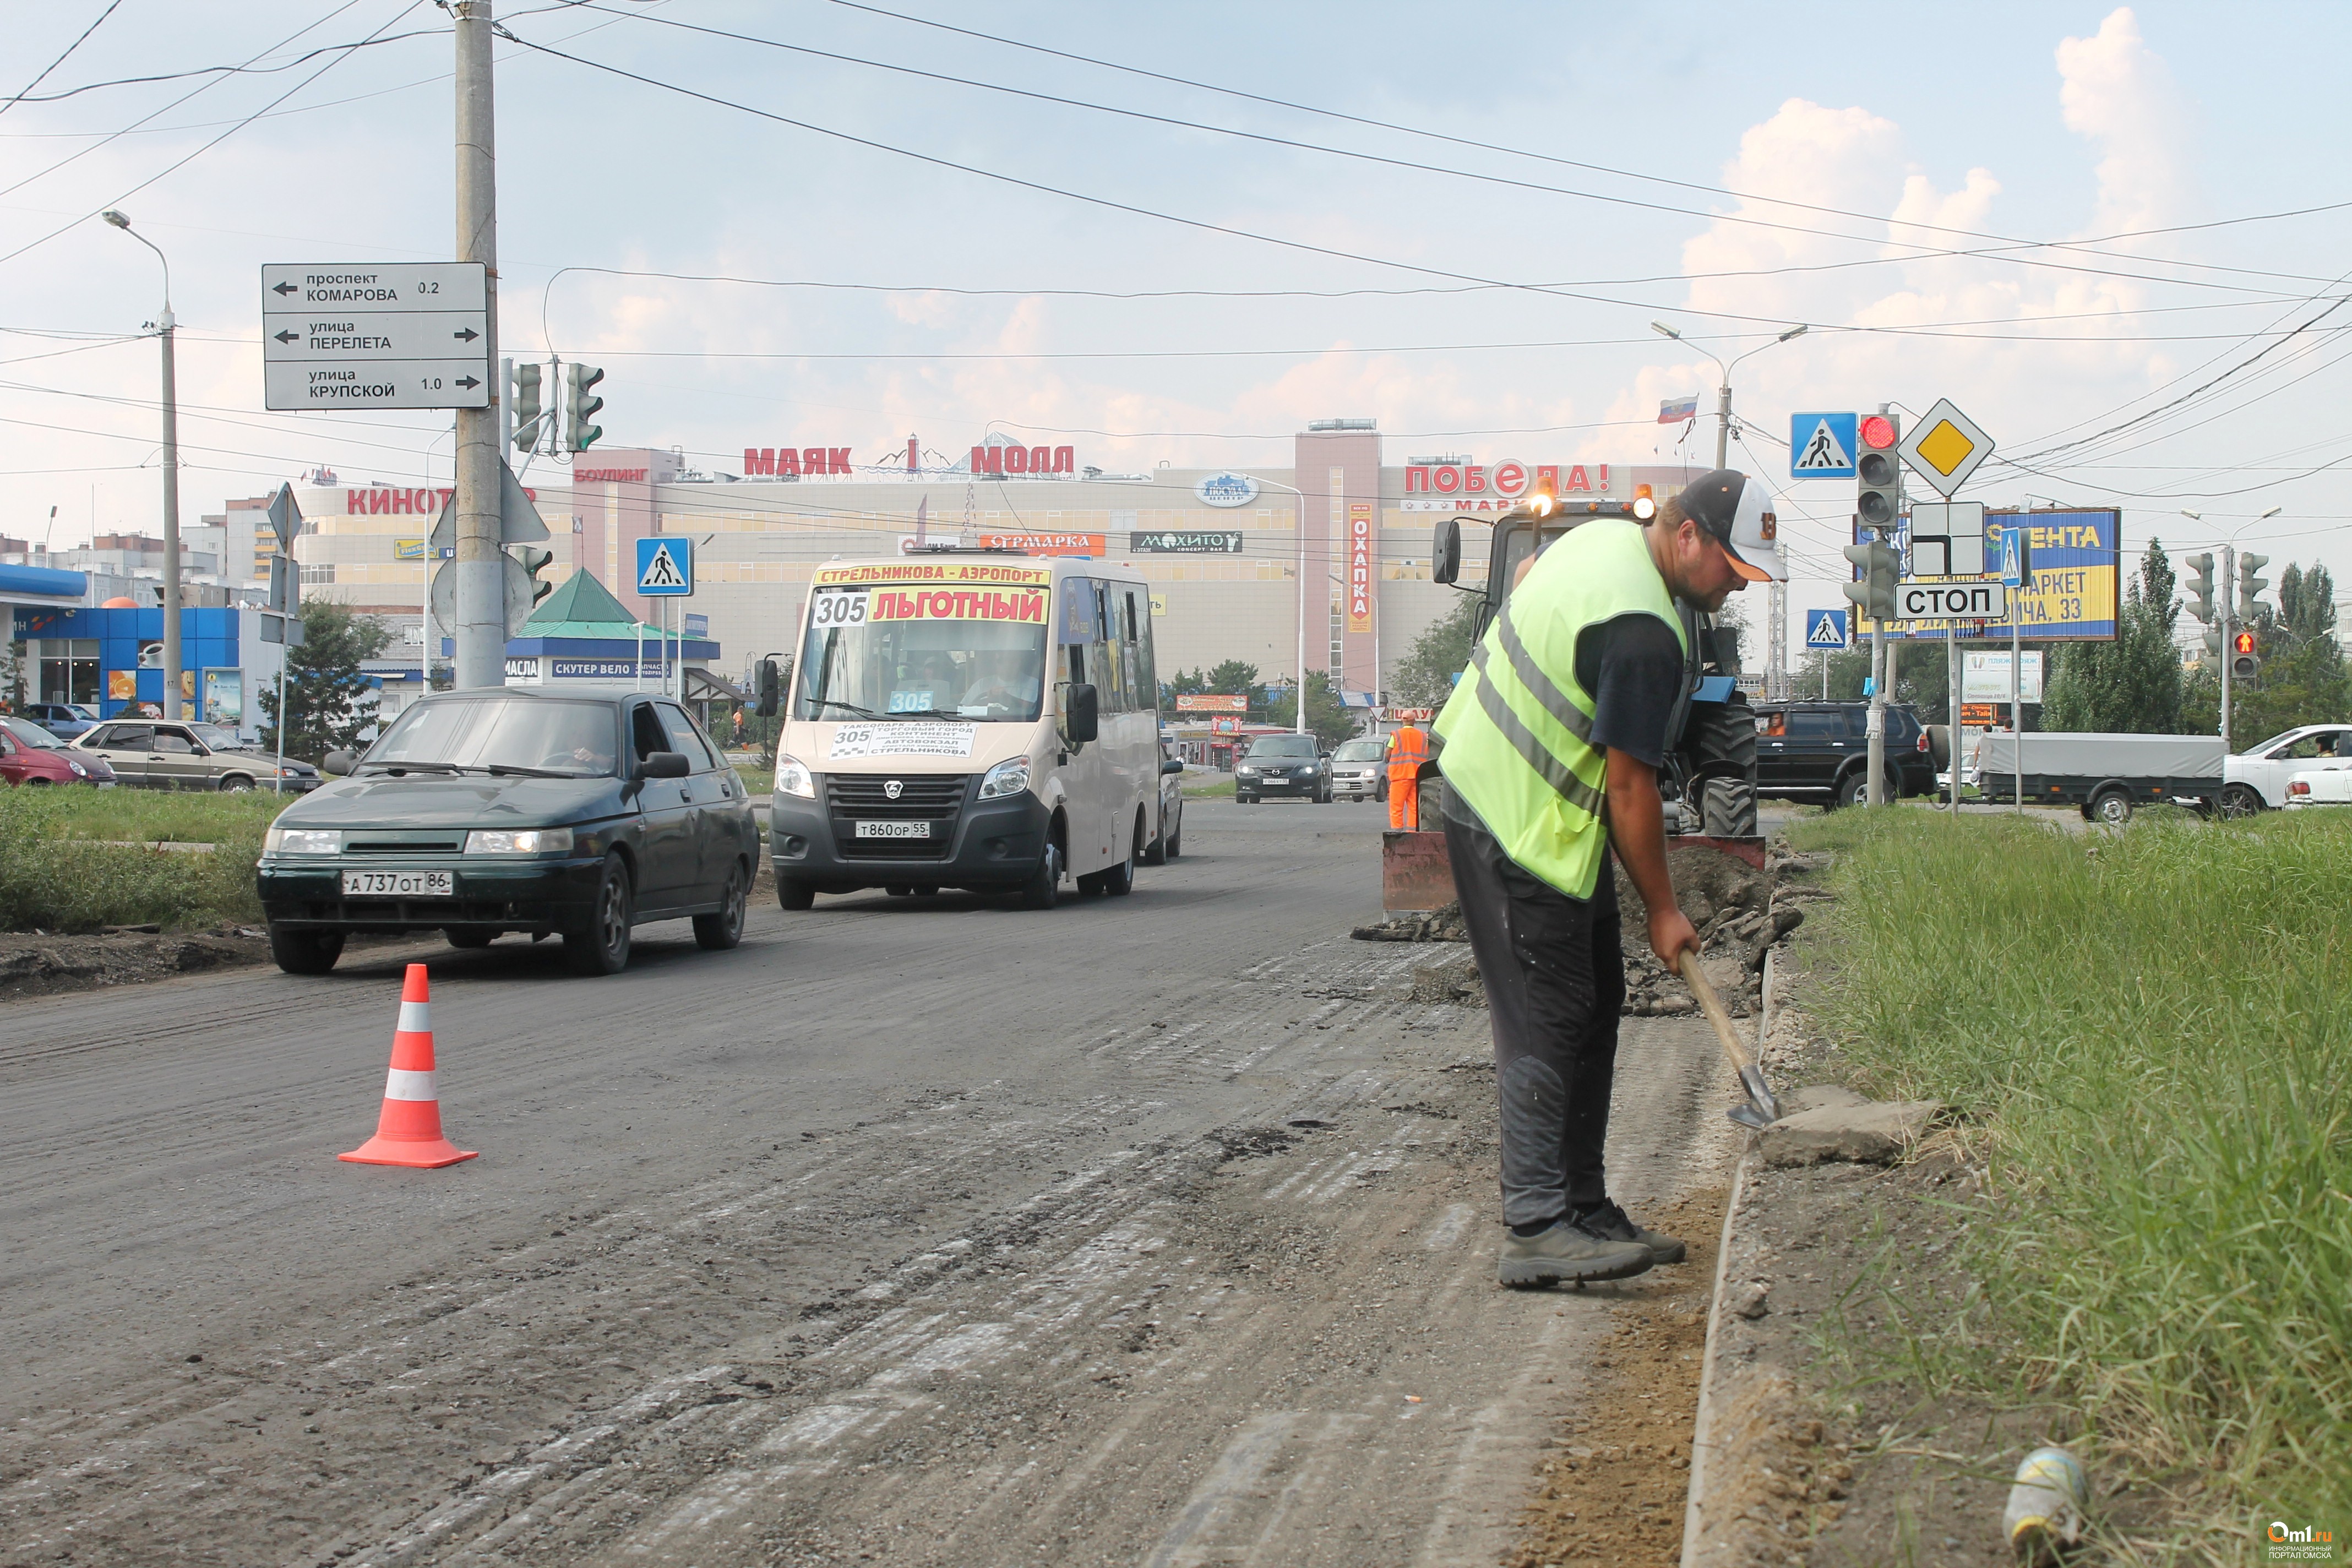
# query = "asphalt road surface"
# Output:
<box><xmin>1</xmin><ymin>798</ymin><xmax>1734</xmax><ymax>1567</ymax></box>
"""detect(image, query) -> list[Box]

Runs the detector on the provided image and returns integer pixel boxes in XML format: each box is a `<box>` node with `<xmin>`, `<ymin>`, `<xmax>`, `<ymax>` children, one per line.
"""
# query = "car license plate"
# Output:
<box><xmin>854</xmin><ymin>820</ymin><xmax>931</xmax><ymax>839</ymax></box>
<box><xmin>341</xmin><ymin>870</ymin><xmax>455</xmax><ymax>897</ymax></box>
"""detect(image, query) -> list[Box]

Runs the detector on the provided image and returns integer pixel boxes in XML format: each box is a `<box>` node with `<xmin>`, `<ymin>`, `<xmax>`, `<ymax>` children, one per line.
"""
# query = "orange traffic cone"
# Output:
<box><xmin>339</xmin><ymin>963</ymin><xmax>477</xmax><ymax>1168</ymax></box>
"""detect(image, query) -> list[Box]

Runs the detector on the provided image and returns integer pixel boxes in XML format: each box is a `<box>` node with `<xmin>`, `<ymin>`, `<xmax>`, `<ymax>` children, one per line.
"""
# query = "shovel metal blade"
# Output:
<box><xmin>1738</xmin><ymin>1065</ymin><xmax>1782</xmax><ymax>1124</ymax></box>
<box><xmin>1726</xmin><ymin>1103</ymin><xmax>1772</xmax><ymax>1130</ymax></box>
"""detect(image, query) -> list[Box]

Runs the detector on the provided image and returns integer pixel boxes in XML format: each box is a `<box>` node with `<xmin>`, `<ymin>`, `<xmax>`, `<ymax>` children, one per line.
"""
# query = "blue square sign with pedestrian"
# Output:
<box><xmin>635</xmin><ymin>536</ymin><xmax>693</xmax><ymax>596</ymax></box>
<box><xmin>1789</xmin><ymin>412</ymin><xmax>1859</xmax><ymax>480</ymax></box>
<box><xmin>1806</xmin><ymin>608</ymin><xmax>1850</xmax><ymax>649</ymax></box>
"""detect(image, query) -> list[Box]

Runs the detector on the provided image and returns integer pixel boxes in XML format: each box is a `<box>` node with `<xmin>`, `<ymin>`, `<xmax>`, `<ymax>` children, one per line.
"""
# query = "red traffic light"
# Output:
<box><xmin>1859</xmin><ymin>415</ymin><xmax>1897</xmax><ymax>450</ymax></box>
<box><xmin>2234</xmin><ymin>630</ymin><xmax>2257</xmax><ymax>656</ymax></box>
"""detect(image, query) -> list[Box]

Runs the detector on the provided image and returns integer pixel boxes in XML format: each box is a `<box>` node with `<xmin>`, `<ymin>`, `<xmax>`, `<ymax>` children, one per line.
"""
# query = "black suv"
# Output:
<box><xmin>1234</xmin><ymin>733</ymin><xmax>1332</xmax><ymax>803</ymax></box>
<box><xmin>1752</xmin><ymin>701</ymin><xmax>1937</xmax><ymax>807</ymax></box>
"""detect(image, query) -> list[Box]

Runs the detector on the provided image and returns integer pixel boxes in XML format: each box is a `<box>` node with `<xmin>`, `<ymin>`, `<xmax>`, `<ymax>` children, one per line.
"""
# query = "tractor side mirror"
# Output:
<box><xmin>1431</xmin><ymin>518</ymin><xmax>1462</xmax><ymax>585</ymax></box>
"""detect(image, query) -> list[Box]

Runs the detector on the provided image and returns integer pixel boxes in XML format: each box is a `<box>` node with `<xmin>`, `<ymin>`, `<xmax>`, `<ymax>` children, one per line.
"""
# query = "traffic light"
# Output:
<box><xmin>564</xmin><ymin>363</ymin><xmax>605</xmax><ymax>452</ymax></box>
<box><xmin>515</xmin><ymin>545</ymin><xmax>556</xmax><ymax>608</ymax></box>
<box><xmin>1855</xmin><ymin>413</ymin><xmax>1901</xmax><ymax>530</ymax></box>
<box><xmin>2237</xmin><ymin>552</ymin><xmax>2271</xmax><ymax>623</ymax></box>
<box><xmin>510</xmin><ymin>362</ymin><xmax>543</xmax><ymax>453</ymax></box>
<box><xmin>1841</xmin><ymin>539</ymin><xmax>1901</xmax><ymax>620</ymax></box>
<box><xmin>2184</xmin><ymin>551</ymin><xmax>2217</xmax><ymax>624</ymax></box>
<box><xmin>2202</xmin><ymin>627</ymin><xmax>2224</xmax><ymax>661</ymax></box>
<box><xmin>2232</xmin><ymin>628</ymin><xmax>2261</xmax><ymax>683</ymax></box>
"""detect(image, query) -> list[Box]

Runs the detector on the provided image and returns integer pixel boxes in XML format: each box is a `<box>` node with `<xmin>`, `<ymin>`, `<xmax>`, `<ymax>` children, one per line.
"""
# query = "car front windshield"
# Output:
<box><xmin>366</xmin><ymin>698</ymin><xmax>618</xmax><ymax>775</ymax></box>
<box><xmin>1331</xmin><ymin>740</ymin><xmax>1385</xmax><ymax>761</ymax></box>
<box><xmin>797</xmin><ymin>584</ymin><xmax>1050</xmax><ymax>722</ymax></box>
<box><xmin>189</xmin><ymin>722</ymin><xmax>244</xmax><ymax>750</ymax></box>
<box><xmin>3</xmin><ymin>716</ymin><xmax>66</xmax><ymax>749</ymax></box>
<box><xmin>1248</xmin><ymin>736</ymin><xmax>1317</xmax><ymax>759</ymax></box>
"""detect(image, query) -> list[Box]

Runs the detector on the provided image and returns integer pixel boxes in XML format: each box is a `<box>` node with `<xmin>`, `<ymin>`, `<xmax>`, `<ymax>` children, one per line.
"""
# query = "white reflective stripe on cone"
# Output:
<box><xmin>384</xmin><ymin>1068</ymin><xmax>439</xmax><ymax>1102</ymax></box>
<box><xmin>397</xmin><ymin>1001</ymin><xmax>431</xmax><ymax>1034</ymax></box>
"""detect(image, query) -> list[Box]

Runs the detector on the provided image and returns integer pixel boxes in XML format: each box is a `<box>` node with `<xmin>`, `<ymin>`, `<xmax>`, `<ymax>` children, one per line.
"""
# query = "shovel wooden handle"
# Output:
<box><xmin>1676</xmin><ymin>948</ymin><xmax>1755</xmax><ymax>1071</ymax></box>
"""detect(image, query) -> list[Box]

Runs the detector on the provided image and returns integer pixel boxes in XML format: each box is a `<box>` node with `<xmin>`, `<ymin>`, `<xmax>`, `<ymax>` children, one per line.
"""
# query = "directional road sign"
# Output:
<box><xmin>635</xmin><ymin>536</ymin><xmax>694</xmax><ymax>597</ymax></box>
<box><xmin>1894</xmin><ymin>581</ymin><xmax>2010</xmax><ymax>621</ymax></box>
<box><xmin>262</xmin><ymin>262</ymin><xmax>490</xmax><ymax>411</ymax></box>
<box><xmin>1906</xmin><ymin>500</ymin><xmax>1986</xmax><ymax>578</ymax></box>
<box><xmin>1898</xmin><ymin>398</ymin><xmax>1994</xmax><ymax>497</ymax></box>
<box><xmin>1789</xmin><ymin>412</ymin><xmax>1858</xmax><ymax>479</ymax></box>
<box><xmin>1805</xmin><ymin>607</ymin><xmax>1850</xmax><ymax>648</ymax></box>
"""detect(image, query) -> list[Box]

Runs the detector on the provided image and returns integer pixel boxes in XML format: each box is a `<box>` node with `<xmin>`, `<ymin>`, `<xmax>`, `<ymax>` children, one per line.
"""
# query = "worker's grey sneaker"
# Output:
<box><xmin>1578</xmin><ymin>1199</ymin><xmax>1686</xmax><ymax>1266</ymax></box>
<box><xmin>1497</xmin><ymin>1217</ymin><xmax>1654</xmax><ymax>1288</ymax></box>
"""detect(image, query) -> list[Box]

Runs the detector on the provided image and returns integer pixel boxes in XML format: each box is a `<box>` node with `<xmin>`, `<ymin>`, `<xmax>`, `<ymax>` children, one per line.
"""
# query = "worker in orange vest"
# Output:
<box><xmin>1387</xmin><ymin>718</ymin><xmax>1429</xmax><ymax>830</ymax></box>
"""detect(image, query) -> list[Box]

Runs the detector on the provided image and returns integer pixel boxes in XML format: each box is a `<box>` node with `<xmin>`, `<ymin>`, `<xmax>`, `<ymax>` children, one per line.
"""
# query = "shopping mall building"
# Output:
<box><xmin>288</xmin><ymin>420</ymin><xmax>1703</xmax><ymax>704</ymax></box>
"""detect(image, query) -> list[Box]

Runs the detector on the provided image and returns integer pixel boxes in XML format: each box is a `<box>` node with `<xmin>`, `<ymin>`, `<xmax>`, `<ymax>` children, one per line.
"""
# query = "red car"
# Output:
<box><xmin>0</xmin><ymin>714</ymin><xmax>116</xmax><ymax>785</ymax></box>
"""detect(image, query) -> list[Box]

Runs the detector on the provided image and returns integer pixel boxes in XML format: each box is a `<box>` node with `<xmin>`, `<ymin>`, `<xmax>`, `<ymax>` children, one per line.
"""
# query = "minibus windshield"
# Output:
<box><xmin>798</xmin><ymin>586</ymin><xmax>1050</xmax><ymax>722</ymax></box>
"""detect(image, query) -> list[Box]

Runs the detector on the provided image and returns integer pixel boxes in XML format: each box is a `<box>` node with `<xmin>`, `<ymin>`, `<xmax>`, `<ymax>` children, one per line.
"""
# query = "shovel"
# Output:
<box><xmin>1676</xmin><ymin>948</ymin><xmax>1782</xmax><ymax>1130</ymax></box>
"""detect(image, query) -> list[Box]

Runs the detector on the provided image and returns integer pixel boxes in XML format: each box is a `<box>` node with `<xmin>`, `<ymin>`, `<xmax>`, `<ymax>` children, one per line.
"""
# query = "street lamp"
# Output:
<box><xmin>1651</xmin><ymin>320</ymin><xmax>1808</xmax><ymax>469</ymax></box>
<box><xmin>102</xmin><ymin>209</ymin><xmax>183</xmax><ymax>723</ymax></box>
<box><xmin>1164</xmin><ymin>473</ymin><xmax>1318</xmax><ymax>733</ymax></box>
<box><xmin>1656</xmin><ymin>320</ymin><xmax>1806</xmax><ymax>700</ymax></box>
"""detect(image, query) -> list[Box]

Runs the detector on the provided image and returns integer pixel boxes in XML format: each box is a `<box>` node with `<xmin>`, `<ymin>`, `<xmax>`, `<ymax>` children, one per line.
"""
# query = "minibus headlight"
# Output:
<box><xmin>978</xmin><ymin>756</ymin><xmax>1032</xmax><ymax>800</ymax></box>
<box><xmin>776</xmin><ymin>755</ymin><xmax>816</xmax><ymax>798</ymax></box>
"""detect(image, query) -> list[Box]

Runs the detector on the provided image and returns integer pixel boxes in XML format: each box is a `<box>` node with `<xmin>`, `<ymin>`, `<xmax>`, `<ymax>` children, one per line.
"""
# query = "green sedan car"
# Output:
<box><xmin>255</xmin><ymin>689</ymin><xmax>758</xmax><ymax>976</ymax></box>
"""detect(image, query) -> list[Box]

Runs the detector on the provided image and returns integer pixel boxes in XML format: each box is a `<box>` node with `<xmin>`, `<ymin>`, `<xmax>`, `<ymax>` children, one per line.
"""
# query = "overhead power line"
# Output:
<box><xmin>807</xmin><ymin>0</ymin><xmax>2352</xmax><ymax>284</ymax></box>
<box><xmin>587</xmin><ymin>4</ymin><xmax>2332</xmax><ymax>298</ymax></box>
<box><xmin>0</xmin><ymin>1</ymin><xmax>123</xmax><ymax>123</ymax></box>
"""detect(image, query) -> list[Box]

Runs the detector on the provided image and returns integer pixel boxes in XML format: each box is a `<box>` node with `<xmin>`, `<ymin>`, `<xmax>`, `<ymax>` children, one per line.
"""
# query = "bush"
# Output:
<box><xmin>1789</xmin><ymin>809</ymin><xmax>2351</xmax><ymax>1526</ymax></box>
<box><xmin>0</xmin><ymin>786</ymin><xmax>270</xmax><ymax>932</ymax></box>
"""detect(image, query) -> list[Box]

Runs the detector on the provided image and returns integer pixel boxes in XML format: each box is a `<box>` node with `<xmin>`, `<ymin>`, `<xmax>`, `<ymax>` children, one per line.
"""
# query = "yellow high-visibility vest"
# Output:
<box><xmin>1434</xmin><ymin>521</ymin><xmax>1686</xmax><ymax>899</ymax></box>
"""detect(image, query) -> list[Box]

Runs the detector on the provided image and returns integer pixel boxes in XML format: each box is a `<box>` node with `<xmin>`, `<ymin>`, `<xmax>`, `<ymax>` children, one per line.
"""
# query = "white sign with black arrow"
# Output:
<box><xmin>260</xmin><ymin>262</ymin><xmax>490</xmax><ymax>411</ymax></box>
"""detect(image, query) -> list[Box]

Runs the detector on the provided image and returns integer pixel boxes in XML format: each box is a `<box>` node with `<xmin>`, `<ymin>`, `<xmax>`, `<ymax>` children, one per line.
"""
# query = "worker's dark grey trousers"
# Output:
<box><xmin>1444</xmin><ymin>802</ymin><xmax>1625</xmax><ymax>1228</ymax></box>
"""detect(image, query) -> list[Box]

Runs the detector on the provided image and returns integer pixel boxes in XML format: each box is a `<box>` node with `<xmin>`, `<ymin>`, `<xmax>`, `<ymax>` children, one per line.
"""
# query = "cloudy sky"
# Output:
<box><xmin>6</xmin><ymin>1</ymin><xmax>2350</xmax><ymax>660</ymax></box>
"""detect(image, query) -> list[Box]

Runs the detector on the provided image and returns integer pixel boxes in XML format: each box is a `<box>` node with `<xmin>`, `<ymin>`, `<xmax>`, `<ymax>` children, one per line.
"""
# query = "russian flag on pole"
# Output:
<box><xmin>1658</xmin><ymin>395</ymin><xmax>1700</xmax><ymax>424</ymax></box>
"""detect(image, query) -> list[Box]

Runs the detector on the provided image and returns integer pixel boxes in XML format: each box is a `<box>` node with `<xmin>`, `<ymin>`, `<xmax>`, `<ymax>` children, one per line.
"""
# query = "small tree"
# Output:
<box><xmin>258</xmin><ymin>601</ymin><xmax>395</xmax><ymax>761</ymax></box>
<box><xmin>2042</xmin><ymin>540</ymin><xmax>2186</xmax><ymax>734</ymax></box>
<box><xmin>1389</xmin><ymin>596</ymin><xmax>1480</xmax><ymax>710</ymax></box>
<box><xmin>1265</xmin><ymin>670</ymin><xmax>1358</xmax><ymax>748</ymax></box>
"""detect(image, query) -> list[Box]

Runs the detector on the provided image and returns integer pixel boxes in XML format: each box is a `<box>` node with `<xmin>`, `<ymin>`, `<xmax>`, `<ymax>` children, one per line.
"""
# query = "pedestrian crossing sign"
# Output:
<box><xmin>1789</xmin><ymin>412</ymin><xmax>1858</xmax><ymax>479</ymax></box>
<box><xmin>1805</xmin><ymin>608</ymin><xmax>1850</xmax><ymax>648</ymax></box>
<box><xmin>635</xmin><ymin>536</ymin><xmax>694</xmax><ymax>596</ymax></box>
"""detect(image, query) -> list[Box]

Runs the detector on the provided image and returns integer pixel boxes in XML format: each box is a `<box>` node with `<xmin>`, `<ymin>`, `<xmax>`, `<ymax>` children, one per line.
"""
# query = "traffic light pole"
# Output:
<box><xmin>1868</xmin><ymin>607</ymin><xmax>1886</xmax><ymax>805</ymax></box>
<box><xmin>450</xmin><ymin>0</ymin><xmax>504</xmax><ymax>690</ymax></box>
<box><xmin>2220</xmin><ymin>542</ymin><xmax>2234</xmax><ymax>752</ymax></box>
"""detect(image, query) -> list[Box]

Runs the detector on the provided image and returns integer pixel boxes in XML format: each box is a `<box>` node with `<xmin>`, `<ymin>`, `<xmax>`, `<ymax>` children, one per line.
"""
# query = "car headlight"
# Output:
<box><xmin>265</xmin><ymin>828</ymin><xmax>343</xmax><ymax>854</ymax></box>
<box><xmin>464</xmin><ymin>827</ymin><xmax>574</xmax><ymax>854</ymax></box>
<box><xmin>775</xmin><ymin>754</ymin><xmax>816</xmax><ymax>799</ymax></box>
<box><xmin>68</xmin><ymin>760</ymin><xmax>87</xmax><ymax>777</ymax></box>
<box><xmin>1237</xmin><ymin>766</ymin><xmax>1259</xmax><ymax>776</ymax></box>
<box><xmin>978</xmin><ymin>755</ymin><xmax>1032</xmax><ymax>800</ymax></box>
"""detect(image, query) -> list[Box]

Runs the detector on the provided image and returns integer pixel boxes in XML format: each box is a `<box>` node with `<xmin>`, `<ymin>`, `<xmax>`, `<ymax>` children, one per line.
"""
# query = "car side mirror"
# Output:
<box><xmin>1064</xmin><ymin>683</ymin><xmax>1099</xmax><ymax>745</ymax></box>
<box><xmin>1161</xmin><ymin>757</ymin><xmax>1184</xmax><ymax>776</ymax></box>
<box><xmin>755</xmin><ymin>657</ymin><xmax>781</xmax><ymax>718</ymax></box>
<box><xmin>321</xmin><ymin>749</ymin><xmax>356</xmax><ymax>776</ymax></box>
<box><xmin>1431</xmin><ymin>517</ymin><xmax>1462</xmax><ymax>585</ymax></box>
<box><xmin>639</xmin><ymin>750</ymin><xmax>691</xmax><ymax>779</ymax></box>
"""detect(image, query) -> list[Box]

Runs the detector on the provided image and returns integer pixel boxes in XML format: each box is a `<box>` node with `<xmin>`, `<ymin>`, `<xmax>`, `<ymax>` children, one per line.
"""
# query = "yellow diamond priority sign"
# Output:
<box><xmin>1897</xmin><ymin>398</ymin><xmax>1992</xmax><ymax>497</ymax></box>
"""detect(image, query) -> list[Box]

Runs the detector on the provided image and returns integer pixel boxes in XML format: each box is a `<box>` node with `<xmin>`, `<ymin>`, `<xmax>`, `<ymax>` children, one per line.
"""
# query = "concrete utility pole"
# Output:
<box><xmin>450</xmin><ymin>0</ymin><xmax>504</xmax><ymax>689</ymax></box>
<box><xmin>103</xmin><ymin>211</ymin><xmax>180</xmax><ymax>719</ymax></box>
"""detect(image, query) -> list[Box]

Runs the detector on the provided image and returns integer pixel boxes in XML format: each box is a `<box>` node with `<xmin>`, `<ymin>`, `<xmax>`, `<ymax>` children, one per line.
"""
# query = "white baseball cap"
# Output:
<box><xmin>1675</xmin><ymin>470</ymin><xmax>1787</xmax><ymax>582</ymax></box>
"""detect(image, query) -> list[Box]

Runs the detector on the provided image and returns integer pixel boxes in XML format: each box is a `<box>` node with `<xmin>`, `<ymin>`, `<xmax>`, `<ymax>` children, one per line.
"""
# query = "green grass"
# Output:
<box><xmin>732</xmin><ymin>764</ymin><xmax>774</xmax><ymax>798</ymax></box>
<box><xmin>0</xmin><ymin>786</ymin><xmax>275</xmax><ymax>931</ymax></box>
<box><xmin>1786</xmin><ymin>809</ymin><xmax>2352</xmax><ymax>1531</ymax></box>
<box><xmin>1182</xmin><ymin>775</ymin><xmax>1237</xmax><ymax>798</ymax></box>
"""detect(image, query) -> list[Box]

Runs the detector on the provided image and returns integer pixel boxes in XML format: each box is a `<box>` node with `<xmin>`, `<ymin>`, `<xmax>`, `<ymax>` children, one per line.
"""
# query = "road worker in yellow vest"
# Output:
<box><xmin>1434</xmin><ymin>470</ymin><xmax>1783</xmax><ymax>1288</ymax></box>
<box><xmin>1385</xmin><ymin>717</ymin><xmax>1428</xmax><ymax>830</ymax></box>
